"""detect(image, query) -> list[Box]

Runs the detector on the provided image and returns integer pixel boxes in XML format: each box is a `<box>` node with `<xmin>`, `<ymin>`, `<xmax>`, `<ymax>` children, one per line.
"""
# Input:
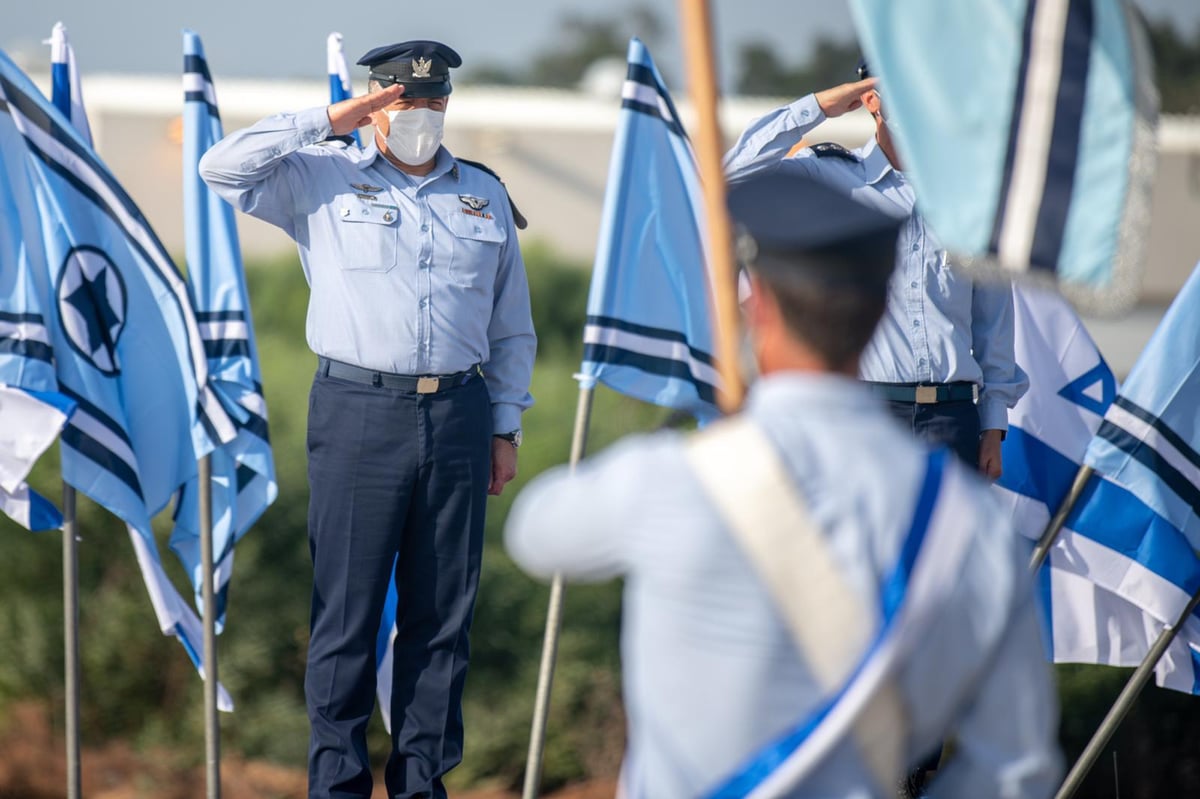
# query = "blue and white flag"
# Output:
<box><xmin>46</xmin><ymin>22</ymin><xmax>92</xmax><ymax>148</ymax></box>
<box><xmin>0</xmin><ymin>386</ymin><xmax>74</xmax><ymax>531</ymax></box>
<box><xmin>995</xmin><ymin>284</ymin><xmax>1200</xmax><ymax>692</ymax></box>
<box><xmin>174</xmin><ymin>30</ymin><xmax>277</xmax><ymax>632</ymax></box>
<box><xmin>1085</xmin><ymin>262</ymin><xmax>1200</xmax><ymax>551</ymax></box>
<box><xmin>0</xmin><ymin>50</ymin><xmax>235</xmax><ymax>707</ymax></box>
<box><xmin>327</xmin><ymin>32</ymin><xmax>360</xmax><ymax>147</ymax></box>
<box><xmin>578</xmin><ymin>38</ymin><xmax>720</xmax><ymax>423</ymax></box>
<box><xmin>849</xmin><ymin>0</ymin><xmax>1157</xmax><ymax>311</ymax></box>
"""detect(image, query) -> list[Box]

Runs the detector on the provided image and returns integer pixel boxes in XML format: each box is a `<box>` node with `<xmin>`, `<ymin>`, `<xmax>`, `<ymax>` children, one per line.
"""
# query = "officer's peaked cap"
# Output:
<box><xmin>727</xmin><ymin>168</ymin><xmax>903</xmax><ymax>289</ymax></box>
<box><xmin>358</xmin><ymin>40</ymin><xmax>461</xmax><ymax>98</ymax></box>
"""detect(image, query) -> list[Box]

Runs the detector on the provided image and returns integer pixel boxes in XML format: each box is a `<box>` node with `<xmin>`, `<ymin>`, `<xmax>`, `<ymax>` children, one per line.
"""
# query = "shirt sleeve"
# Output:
<box><xmin>723</xmin><ymin>95</ymin><xmax>827</xmax><ymax>181</ymax></box>
<box><xmin>504</xmin><ymin>434</ymin><xmax>673</xmax><ymax>581</ymax></box>
<box><xmin>198</xmin><ymin>106</ymin><xmax>334</xmax><ymax>237</ymax></box>
<box><xmin>485</xmin><ymin>205</ymin><xmax>536</xmax><ymax>434</ymax></box>
<box><xmin>929</xmin><ymin>589</ymin><xmax>1063</xmax><ymax>799</ymax></box>
<box><xmin>971</xmin><ymin>279</ymin><xmax>1029</xmax><ymax>432</ymax></box>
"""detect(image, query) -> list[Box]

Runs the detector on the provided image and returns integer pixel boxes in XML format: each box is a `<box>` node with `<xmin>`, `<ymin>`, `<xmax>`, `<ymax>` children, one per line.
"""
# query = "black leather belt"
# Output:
<box><xmin>866</xmin><ymin>381</ymin><xmax>978</xmax><ymax>405</ymax></box>
<box><xmin>318</xmin><ymin>357</ymin><xmax>482</xmax><ymax>394</ymax></box>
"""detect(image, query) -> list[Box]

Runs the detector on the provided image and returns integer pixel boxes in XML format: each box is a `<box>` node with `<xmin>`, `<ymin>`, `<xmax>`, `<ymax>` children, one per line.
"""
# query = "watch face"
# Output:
<box><xmin>512</xmin><ymin>430</ymin><xmax>522</xmax><ymax>448</ymax></box>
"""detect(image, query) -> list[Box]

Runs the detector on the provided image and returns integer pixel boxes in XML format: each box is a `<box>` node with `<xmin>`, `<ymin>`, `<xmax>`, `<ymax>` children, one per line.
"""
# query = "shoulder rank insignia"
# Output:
<box><xmin>351</xmin><ymin>183</ymin><xmax>384</xmax><ymax>193</ymax></box>
<box><xmin>810</xmin><ymin>142</ymin><xmax>859</xmax><ymax>162</ymax></box>
<box><xmin>458</xmin><ymin>194</ymin><xmax>490</xmax><ymax>211</ymax></box>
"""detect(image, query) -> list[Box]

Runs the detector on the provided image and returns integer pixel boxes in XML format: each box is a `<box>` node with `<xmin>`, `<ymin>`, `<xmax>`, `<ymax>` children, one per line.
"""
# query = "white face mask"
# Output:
<box><xmin>384</xmin><ymin>107</ymin><xmax>444</xmax><ymax>166</ymax></box>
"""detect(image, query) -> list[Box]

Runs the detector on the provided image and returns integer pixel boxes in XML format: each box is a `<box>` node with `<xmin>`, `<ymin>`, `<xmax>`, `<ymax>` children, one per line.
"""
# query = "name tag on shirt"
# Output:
<box><xmin>340</xmin><ymin>197</ymin><xmax>398</xmax><ymax>226</ymax></box>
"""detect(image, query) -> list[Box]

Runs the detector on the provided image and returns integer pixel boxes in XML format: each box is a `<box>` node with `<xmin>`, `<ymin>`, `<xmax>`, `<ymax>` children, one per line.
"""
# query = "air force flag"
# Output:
<box><xmin>578</xmin><ymin>38</ymin><xmax>720</xmax><ymax>423</ymax></box>
<box><xmin>0</xmin><ymin>49</ymin><xmax>235</xmax><ymax>707</ymax></box>
<box><xmin>849</xmin><ymin>0</ymin><xmax>1157</xmax><ymax>311</ymax></box>
<box><xmin>996</xmin><ymin>285</ymin><xmax>1200</xmax><ymax>692</ymax></box>
<box><xmin>175</xmin><ymin>29</ymin><xmax>277</xmax><ymax>632</ymax></box>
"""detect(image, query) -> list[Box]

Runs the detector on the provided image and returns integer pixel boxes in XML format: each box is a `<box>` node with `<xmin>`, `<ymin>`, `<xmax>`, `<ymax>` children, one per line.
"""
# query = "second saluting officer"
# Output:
<box><xmin>200</xmin><ymin>40</ymin><xmax>536</xmax><ymax>799</ymax></box>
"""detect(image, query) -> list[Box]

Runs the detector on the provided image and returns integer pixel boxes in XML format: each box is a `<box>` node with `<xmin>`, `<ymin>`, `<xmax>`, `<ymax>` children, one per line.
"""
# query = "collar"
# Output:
<box><xmin>356</xmin><ymin>140</ymin><xmax>458</xmax><ymax>183</ymax></box>
<box><xmin>746</xmin><ymin>372</ymin><xmax>878</xmax><ymax>417</ymax></box>
<box><xmin>858</xmin><ymin>135</ymin><xmax>899</xmax><ymax>186</ymax></box>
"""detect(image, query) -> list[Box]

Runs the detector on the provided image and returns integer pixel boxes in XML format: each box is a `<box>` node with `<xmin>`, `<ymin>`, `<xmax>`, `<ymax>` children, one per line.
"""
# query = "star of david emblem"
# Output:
<box><xmin>57</xmin><ymin>246</ymin><xmax>127</xmax><ymax>376</ymax></box>
<box><xmin>1058</xmin><ymin>361</ymin><xmax>1116</xmax><ymax>416</ymax></box>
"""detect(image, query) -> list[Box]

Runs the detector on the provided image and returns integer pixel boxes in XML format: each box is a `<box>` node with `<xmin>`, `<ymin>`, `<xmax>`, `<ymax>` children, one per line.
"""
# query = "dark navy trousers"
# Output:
<box><xmin>884</xmin><ymin>398</ymin><xmax>981</xmax><ymax>469</ymax></box>
<box><xmin>305</xmin><ymin>370</ymin><xmax>491</xmax><ymax>799</ymax></box>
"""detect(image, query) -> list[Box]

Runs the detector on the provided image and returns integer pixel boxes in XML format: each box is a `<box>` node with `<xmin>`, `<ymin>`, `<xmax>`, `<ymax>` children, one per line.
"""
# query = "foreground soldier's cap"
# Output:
<box><xmin>357</xmin><ymin>40</ymin><xmax>462</xmax><ymax>98</ymax></box>
<box><xmin>727</xmin><ymin>169</ymin><xmax>903</xmax><ymax>289</ymax></box>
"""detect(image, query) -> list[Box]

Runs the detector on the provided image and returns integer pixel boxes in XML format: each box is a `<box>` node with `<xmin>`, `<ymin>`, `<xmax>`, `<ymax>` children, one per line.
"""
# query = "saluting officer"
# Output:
<box><xmin>505</xmin><ymin>170</ymin><xmax>1059</xmax><ymax>799</ymax></box>
<box><xmin>723</xmin><ymin>61</ymin><xmax>1028</xmax><ymax>481</ymax></box>
<box><xmin>200</xmin><ymin>39</ymin><xmax>535</xmax><ymax>799</ymax></box>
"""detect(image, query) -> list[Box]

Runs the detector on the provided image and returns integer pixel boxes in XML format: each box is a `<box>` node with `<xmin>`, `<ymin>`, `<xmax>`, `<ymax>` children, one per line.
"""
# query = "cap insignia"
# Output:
<box><xmin>412</xmin><ymin>57</ymin><xmax>432</xmax><ymax>78</ymax></box>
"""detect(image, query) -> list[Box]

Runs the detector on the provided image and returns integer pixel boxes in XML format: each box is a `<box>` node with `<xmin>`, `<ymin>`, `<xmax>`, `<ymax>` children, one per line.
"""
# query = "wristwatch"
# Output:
<box><xmin>495</xmin><ymin>430</ymin><xmax>522</xmax><ymax>448</ymax></box>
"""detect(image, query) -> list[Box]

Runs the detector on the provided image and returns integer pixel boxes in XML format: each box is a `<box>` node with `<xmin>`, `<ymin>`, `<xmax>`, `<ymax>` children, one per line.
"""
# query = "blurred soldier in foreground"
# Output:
<box><xmin>505</xmin><ymin>170</ymin><xmax>1059</xmax><ymax>798</ymax></box>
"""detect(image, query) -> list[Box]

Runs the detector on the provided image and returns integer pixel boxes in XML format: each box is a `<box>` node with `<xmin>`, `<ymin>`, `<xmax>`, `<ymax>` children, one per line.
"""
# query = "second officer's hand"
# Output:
<box><xmin>489</xmin><ymin>438</ymin><xmax>519</xmax><ymax>497</ymax></box>
<box><xmin>327</xmin><ymin>84</ymin><xmax>404</xmax><ymax>136</ymax></box>
<box><xmin>814</xmin><ymin>77</ymin><xmax>878</xmax><ymax>118</ymax></box>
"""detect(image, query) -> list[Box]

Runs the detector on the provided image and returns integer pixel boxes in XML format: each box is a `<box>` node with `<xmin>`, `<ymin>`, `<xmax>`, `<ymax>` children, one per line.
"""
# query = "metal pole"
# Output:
<box><xmin>678</xmin><ymin>0</ymin><xmax>744</xmax><ymax>414</ymax></box>
<box><xmin>1029</xmin><ymin>465</ymin><xmax>1093</xmax><ymax>572</ymax></box>
<box><xmin>199</xmin><ymin>454</ymin><xmax>220</xmax><ymax>799</ymax></box>
<box><xmin>62</xmin><ymin>484</ymin><xmax>80</xmax><ymax>799</ymax></box>
<box><xmin>1055</xmin><ymin>586</ymin><xmax>1200</xmax><ymax>799</ymax></box>
<box><xmin>521</xmin><ymin>385</ymin><xmax>596</xmax><ymax>799</ymax></box>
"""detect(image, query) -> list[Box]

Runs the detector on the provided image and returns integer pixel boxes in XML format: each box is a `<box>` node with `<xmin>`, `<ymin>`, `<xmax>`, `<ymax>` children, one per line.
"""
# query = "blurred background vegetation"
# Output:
<box><xmin>2</xmin><ymin>6</ymin><xmax>1200</xmax><ymax>797</ymax></box>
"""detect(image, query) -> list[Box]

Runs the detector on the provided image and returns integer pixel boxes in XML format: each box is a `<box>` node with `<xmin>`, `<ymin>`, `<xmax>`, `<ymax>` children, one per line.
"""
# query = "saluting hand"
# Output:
<box><xmin>814</xmin><ymin>78</ymin><xmax>878</xmax><ymax>118</ymax></box>
<box><xmin>327</xmin><ymin>84</ymin><xmax>404</xmax><ymax>136</ymax></box>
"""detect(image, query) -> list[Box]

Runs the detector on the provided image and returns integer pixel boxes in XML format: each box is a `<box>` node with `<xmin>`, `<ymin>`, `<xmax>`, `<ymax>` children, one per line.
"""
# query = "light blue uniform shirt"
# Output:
<box><xmin>506</xmin><ymin>374</ymin><xmax>1060</xmax><ymax>799</ymax></box>
<box><xmin>724</xmin><ymin>96</ymin><xmax>1028</xmax><ymax>431</ymax></box>
<box><xmin>199</xmin><ymin>107</ymin><xmax>536</xmax><ymax>433</ymax></box>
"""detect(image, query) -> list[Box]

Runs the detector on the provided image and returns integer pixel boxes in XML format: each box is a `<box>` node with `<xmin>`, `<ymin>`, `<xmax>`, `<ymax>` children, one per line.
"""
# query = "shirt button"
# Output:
<box><xmin>919</xmin><ymin>358</ymin><xmax>926</xmax><ymax>366</ymax></box>
<box><xmin>912</xmin><ymin>319</ymin><xmax>920</xmax><ymax>327</ymax></box>
<box><xmin>911</xmin><ymin>243</ymin><xmax>919</xmax><ymax>251</ymax></box>
<box><xmin>421</xmin><ymin>224</ymin><xmax>429</xmax><ymax>232</ymax></box>
<box><xmin>419</xmin><ymin>299</ymin><xmax>428</xmax><ymax>308</ymax></box>
<box><xmin>910</xmin><ymin>281</ymin><xmax>918</xmax><ymax>289</ymax></box>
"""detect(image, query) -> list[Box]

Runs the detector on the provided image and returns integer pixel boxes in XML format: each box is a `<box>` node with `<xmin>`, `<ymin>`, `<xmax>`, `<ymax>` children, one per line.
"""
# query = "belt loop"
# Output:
<box><xmin>319</xmin><ymin>357</ymin><xmax>329</xmax><ymax>378</ymax></box>
<box><xmin>372</xmin><ymin>372</ymin><xmax>383</xmax><ymax>388</ymax></box>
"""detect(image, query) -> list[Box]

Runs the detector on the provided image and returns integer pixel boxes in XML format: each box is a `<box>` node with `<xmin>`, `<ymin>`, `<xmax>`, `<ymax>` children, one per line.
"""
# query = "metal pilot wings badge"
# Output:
<box><xmin>458</xmin><ymin>194</ymin><xmax>490</xmax><ymax>211</ymax></box>
<box><xmin>351</xmin><ymin>183</ymin><xmax>384</xmax><ymax>193</ymax></box>
<box><xmin>412</xmin><ymin>57</ymin><xmax>433</xmax><ymax>78</ymax></box>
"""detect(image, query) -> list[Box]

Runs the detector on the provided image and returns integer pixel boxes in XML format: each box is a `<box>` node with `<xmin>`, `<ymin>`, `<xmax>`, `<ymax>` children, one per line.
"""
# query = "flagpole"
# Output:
<box><xmin>679</xmin><ymin>0</ymin><xmax>744</xmax><ymax>414</ymax></box>
<box><xmin>199</xmin><ymin>454</ymin><xmax>220</xmax><ymax>799</ymax></box>
<box><xmin>521</xmin><ymin>384</ymin><xmax>595</xmax><ymax>799</ymax></box>
<box><xmin>62</xmin><ymin>483</ymin><xmax>81</xmax><ymax>799</ymax></box>
<box><xmin>1029</xmin><ymin>465</ymin><xmax>1094</xmax><ymax>572</ymax></box>
<box><xmin>1055</xmin><ymin>585</ymin><xmax>1200</xmax><ymax>799</ymax></box>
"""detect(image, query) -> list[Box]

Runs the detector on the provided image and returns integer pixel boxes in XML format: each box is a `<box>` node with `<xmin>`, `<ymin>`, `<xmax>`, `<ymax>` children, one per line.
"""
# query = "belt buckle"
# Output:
<box><xmin>417</xmin><ymin>376</ymin><xmax>440</xmax><ymax>394</ymax></box>
<box><xmin>915</xmin><ymin>385</ymin><xmax>939</xmax><ymax>404</ymax></box>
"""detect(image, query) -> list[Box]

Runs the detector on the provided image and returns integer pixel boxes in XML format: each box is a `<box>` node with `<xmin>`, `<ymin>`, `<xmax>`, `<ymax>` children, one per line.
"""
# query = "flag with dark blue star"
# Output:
<box><xmin>173</xmin><ymin>29</ymin><xmax>277</xmax><ymax>633</ymax></box>
<box><xmin>0</xmin><ymin>46</ymin><xmax>235</xmax><ymax>707</ymax></box>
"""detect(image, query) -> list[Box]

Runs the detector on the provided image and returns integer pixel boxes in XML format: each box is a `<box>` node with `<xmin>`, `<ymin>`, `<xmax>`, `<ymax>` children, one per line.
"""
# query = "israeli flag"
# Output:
<box><xmin>0</xmin><ymin>50</ymin><xmax>235</xmax><ymax>707</ymax></box>
<box><xmin>578</xmin><ymin>38</ymin><xmax>720</xmax><ymax>423</ymax></box>
<box><xmin>849</xmin><ymin>0</ymin><xmax>1157</xmax><ymax>311</ymax></box>
<box><xmin>995</xmin><ymin>284</ymin><xmax>1200</xmax><ymax>692</ymax></box>
<box><xmin>327</xmin><ymin>32</ymin><xmax>360</xmax><ymax>147</ymax></box>
<box><xmin>174</xmin><ymin>30</ymin><xmax>277</xmax><ymax>632</ymax></box>
<box><xmin>46</xmin><ymin>22</ymin><xmax>92</xmax><ymax>148</ymax></box>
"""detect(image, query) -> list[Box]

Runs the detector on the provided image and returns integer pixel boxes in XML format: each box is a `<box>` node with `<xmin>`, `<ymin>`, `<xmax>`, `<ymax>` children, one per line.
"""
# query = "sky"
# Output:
<box><xmin>5</xmin><ymin>0</ymin><xmax>1199</xmax><ymax>91</ymax></box>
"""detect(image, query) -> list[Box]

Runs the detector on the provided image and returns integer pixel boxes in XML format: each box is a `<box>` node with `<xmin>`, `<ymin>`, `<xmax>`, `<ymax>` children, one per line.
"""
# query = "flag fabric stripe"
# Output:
<box><xmin>1094</xmin><ymin>420</ymin><xmax>1200</xmax><ymax>519</ymax></box>
<box><xmin>47</xmin><ymin>23</ymin><xmax>92</xmax><ymax>147</ymax></box>
<box><xmin>326</xmin><ymin>32</ymin><xmax>360</xmax><ymax>147</ymax></box>
<box><xmin>1107</xmin><ymin>396</ymin><xmax>1200</xmax><ymax>473</ymax></box>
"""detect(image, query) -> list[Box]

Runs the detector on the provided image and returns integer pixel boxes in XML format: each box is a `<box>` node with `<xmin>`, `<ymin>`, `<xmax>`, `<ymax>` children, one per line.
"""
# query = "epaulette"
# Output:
<box><xmin>809</xmin><ymin>142</ymin><xmax>859</xmax><ymax>162</ymax></box>
<box><xmin>455</xmin><ymin>157</ymin><xmax>528</xmax><ymax>229</ymax></box>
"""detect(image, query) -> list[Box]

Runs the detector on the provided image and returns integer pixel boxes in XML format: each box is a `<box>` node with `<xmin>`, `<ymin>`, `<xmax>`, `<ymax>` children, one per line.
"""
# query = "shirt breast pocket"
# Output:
<box><xmin>447</xmin><ymin>210</ymin><xmax>505</xmax><ymax>288</ymax></box>
<box><xmin>337</xmin><ymin>197</ymin><xmax>399</xmax><ymax>273</ymax></box>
